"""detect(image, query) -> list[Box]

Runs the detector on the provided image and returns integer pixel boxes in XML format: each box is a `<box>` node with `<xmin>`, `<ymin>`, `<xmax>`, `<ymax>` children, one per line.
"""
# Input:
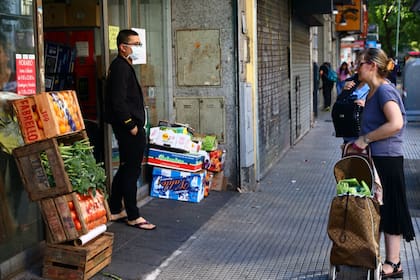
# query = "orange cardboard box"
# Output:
<box><xmin>34</xmin><ymin>90</ymin><xmax>85</xmax><ymax>139</ymax></box>
<box><xmin>12</xmin><ymin>96</ymin><xmax>45</xmax><ymax>144</ymax></box>
<box><xmin>13</xmin><ymin>91</ymin><xmax>85</xmax><ymax>143</ymax></box>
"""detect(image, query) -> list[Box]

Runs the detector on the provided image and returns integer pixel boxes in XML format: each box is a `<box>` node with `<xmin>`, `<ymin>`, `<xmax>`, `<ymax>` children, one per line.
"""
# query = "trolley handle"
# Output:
<box><xmin>342</xmin><ymin>142</ymin><xmax>372</xmax><ymax>162</ymax></box>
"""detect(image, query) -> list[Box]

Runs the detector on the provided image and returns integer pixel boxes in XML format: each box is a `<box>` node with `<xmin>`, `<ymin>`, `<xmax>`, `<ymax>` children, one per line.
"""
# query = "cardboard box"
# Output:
<box><xmin>149</xmin><ymin>127</ymin><xmax>200</xmax><ymax>153</ymax></box>
<box><xmin>40</xmin><ymin>191</ymin><xmax>110</xmax><ymax>244</ymax></box>
<box><xmin>12</xmin><ymin>131</ymin><xmax>87</xmax><ymax>201</ymax></box>
<box><xmin>34</xmin><ymin>90</ymin><xmax>85</xmax><ymax>138</ymax></box>
<box><xmin>210</xmin><ymin>171</ymin><xmax>227</xmax><ymax>191</ymax></box>
<box><xmin>207</xmin><ymin>149</ymin><xmax>225</xmax><ymax>172</ymax></box>
<box><xmin>43</xmin><ymin>232</ymin><xmax>113</xmax><ymax>280</ymax></box>
<box><xmin>13</xmin><ymin>91</ymin><xmax>85</xmax><ymax>143</ymax></box>
<box><xmin>147</xmin><ymin>148</ymin><xmax>203</xmax><ymax>172</ymax></box>
<box><xmin>66</xmin><ymin>0</ymin><xmax>100</xmax><ymax>27</ymax></box>
<box><xmin>12</xmin><ymin>96</ymin><xmax>45</xmax><ymax>144</ymax></box>
<box><xmin>150</xmin><ymin>167</ymin><xmax>205</xmax><ymax>203</ymax></box>
<box><xmin>149</xmin><ymin>127</ymin><xmax>177</xmax><ymax>148</ymax></box>
<box><xmin>43</xmin><ymin>3</ymin><xmax>67</xmax><ymax>28</ymax></box>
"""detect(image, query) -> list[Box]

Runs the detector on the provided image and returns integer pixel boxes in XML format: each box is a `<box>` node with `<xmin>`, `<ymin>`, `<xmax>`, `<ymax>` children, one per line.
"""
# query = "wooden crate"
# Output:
<box><xmin>0</xmin><ymin>180</ymin><xmax>17</xmax><ymax>242</ymax></box>
<box><xmin>12</xmin><ymin>131</ymin><xmax>87</xmax><ymax>201</ymax></box>
<box><xmin>43</xmin><ymin>232</ymin><xmax>113</xmax><ymax>280</ymax></box>
<box><xmin>40</xmin><ymin>191</ymin><xmax>111</xmax><ymax>244</ymax></box>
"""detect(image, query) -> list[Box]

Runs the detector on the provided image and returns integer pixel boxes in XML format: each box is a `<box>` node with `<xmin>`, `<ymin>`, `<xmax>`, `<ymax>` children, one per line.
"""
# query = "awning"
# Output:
<box><xmin>411</xmin><ymin>0</ymin><xmax>420</xmax><ymax>12</ymax></box>
<box><xmin>333</xmin><ymin>0</ymin><xmax>354</xmax><ymax>5</ymax></box>
<box><xmin>292</xmin><ymin>0</ymin><xmax>355</xmax><ymax>16</ymax></box>
<box><xmin>293</xmin><ymin>0</ymin><xmax>334</xmax><ymax>15</ymax></box>
<box><xmin>292</xmin><ymin>0</ymin><xmax>355</xmax><ymax>26</ymax></box>
<box><xmin>297</xmin><ymin>14</ymin><xmax>324</xmax><ymax>26</ymax></box>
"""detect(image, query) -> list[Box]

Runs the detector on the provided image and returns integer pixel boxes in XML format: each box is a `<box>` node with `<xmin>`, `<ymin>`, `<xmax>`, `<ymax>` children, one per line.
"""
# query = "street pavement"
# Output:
<box><xmin>11</xmin><ymin>110</ymin><xmax>420</xmax><ymax>280</ymax></box>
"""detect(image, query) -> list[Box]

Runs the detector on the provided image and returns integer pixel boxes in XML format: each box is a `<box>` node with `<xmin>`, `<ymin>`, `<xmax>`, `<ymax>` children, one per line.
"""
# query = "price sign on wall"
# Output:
<box><xmin>16</xmin><ymin>54</ymin><xmax>36</xmax><ymax>96</ymax></box>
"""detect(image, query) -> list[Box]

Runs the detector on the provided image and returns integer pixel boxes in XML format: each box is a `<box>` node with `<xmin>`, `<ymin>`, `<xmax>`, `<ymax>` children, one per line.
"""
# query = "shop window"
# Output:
<box><xmin>1</xmin><ymin>0</ymin><xmax>44</xmax><ymax>266</ymax></box>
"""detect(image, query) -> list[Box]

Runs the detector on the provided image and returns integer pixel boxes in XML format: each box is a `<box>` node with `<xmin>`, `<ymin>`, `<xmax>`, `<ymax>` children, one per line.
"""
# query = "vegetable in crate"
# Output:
<box><xmin>40</xmin><ymin>138</ymin><xmax>107</xmax><ymax>196</ymax></box>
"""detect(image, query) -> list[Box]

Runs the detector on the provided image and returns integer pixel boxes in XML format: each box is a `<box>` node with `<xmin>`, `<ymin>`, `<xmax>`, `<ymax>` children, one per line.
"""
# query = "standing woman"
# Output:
<box><xmin>336</xmin><ymin>61</ymin><xmax>351</xmax><ymax>94</ymax></box>
<box><xmin>352</xmin><ymin>48</ymin><xmax>415</xmax><ymax>279</ymax></box>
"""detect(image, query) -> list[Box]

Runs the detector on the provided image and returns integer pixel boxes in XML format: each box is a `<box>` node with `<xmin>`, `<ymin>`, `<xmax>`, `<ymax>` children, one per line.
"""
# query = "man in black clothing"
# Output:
<box><xmin>105</xmin><ymin>29</ymin><xmax>156</xmax><ymax>230</ymax></box>
<box><xmin>319</xmin><ymin>62</ymin><xmax>335</xmax><ymax>111</ymax></box>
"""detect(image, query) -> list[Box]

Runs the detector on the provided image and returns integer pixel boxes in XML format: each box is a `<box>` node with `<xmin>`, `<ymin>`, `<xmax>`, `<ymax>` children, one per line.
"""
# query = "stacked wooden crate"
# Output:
<box><xmin>11</xmin><ymin>90</ymin><xmax>113</xmax><ymax>280</ymax></box>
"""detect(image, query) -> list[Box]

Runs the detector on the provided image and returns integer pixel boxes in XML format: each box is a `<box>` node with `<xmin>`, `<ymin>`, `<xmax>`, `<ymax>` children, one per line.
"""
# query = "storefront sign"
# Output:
<box><xmin>16</xmin><ymin>54</ymin><xmax>36</xmax><ymax>96</ymax></box>
<box><xmin>340</xmin><ymin>40</ymin><xmax>365</xmax><ymax>49</ymax></box>
<box><xmin>335</xmin><ymin>0</ymin><xmax>362</xmax><ymax>33</ymax></box>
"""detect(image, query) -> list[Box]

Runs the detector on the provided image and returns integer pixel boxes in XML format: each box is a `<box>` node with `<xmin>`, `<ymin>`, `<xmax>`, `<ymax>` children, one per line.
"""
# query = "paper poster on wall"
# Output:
<box><xmin>131</xmin><ymin>28</ymin><xmax>147</xmax><ymax>64</ymax></box>
<box><xmin>16</xmin><ymin>54</ymin><xmax>36</xmax><ymax>96</ymax></box>
<box><xmin>108</xmin><ymin>25</ymin><xmax>120</xmax><ymax>50</ymax></box>
<box><xmin>75</xmin><ymin>41</ymin><xmax>89</xmax><ymax>57</ymax></box>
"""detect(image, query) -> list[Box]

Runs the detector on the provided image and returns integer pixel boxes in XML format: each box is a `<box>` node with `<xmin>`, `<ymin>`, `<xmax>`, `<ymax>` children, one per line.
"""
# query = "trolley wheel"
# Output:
<box><xmin>329</xmin><ymin>265</ymin><xmax>337</xmax><ymax>280</ymax></box>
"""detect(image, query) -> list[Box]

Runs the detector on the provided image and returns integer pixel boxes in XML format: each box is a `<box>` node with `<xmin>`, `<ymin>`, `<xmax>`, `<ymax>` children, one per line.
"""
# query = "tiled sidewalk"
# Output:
<box><xmin>12</xmin><ymin>111</ymin><xmax>420</xmax><ymax>280</ymax></box>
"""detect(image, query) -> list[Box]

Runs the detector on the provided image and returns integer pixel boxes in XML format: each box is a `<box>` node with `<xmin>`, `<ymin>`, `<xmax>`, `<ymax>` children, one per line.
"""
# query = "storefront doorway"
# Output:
<box><xmin>40</xmin><ymin>0</ymin><xmax>170</xmax><ymax>191</ymax></box>
<box><xmin>0</xmin><ymin>0</ymin><xmax>170</xmax><ymax>275</ymax></box>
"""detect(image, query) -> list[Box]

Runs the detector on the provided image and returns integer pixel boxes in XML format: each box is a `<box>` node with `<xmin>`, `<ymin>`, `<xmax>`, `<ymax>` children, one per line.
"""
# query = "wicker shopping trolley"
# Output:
<box><xmin>327</xmin><ymin>145</ymin><xmax>382</xmax><ymax>280</ymax></box>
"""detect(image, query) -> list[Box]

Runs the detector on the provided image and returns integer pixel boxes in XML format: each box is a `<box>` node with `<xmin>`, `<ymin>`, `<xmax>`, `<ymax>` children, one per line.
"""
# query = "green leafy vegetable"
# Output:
<box><xmin>40</xmin><ymin>138</ymin><xmax>107</xmax><ymax>197</ymax></box>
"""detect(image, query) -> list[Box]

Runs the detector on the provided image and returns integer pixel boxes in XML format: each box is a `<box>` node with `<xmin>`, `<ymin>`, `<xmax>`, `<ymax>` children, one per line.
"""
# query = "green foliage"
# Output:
<box><xmin>368</xmin><ymin>0</ymin><xmax>420</xmax><ymax>58</ymax></box>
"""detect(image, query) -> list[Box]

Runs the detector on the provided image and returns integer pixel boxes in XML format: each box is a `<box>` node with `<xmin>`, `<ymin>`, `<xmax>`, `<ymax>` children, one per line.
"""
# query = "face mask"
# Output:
<box><xmin>129</xmin><ymin>45</ymin><xmax>142</xmax><ymax>61</ymax></box>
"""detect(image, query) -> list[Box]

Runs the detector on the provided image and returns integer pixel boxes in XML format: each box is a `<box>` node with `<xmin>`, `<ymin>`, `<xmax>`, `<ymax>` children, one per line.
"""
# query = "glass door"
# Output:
<box><xmin>131</xmin><ymin>0</ymin><xmax>170</xmax><ymax>126</ymax></box>
<box><xmin>100</xmin><ymin>0</ymin><xmax>128</xmax><ymax>191</ymax></box>
<box><xmin>102</xmin><ymin>0</ymin><xmax>170</xmax><ymax>190</ymax></box>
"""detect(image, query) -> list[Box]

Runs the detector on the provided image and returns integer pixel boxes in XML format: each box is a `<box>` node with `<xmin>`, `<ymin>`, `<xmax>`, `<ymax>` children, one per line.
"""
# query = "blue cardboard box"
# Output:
<box><xmin>147</xmin><ymin>148</ymin><xmax>203</xmax><ymax>172</ymax></box>
<box><xmin>150</xmin><ymin>167</ymin><xmax>205</xmax><ymax>203</ymax></box>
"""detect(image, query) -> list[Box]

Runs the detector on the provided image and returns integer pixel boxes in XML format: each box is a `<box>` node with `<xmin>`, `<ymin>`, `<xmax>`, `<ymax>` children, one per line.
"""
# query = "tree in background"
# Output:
<box><xmin>368</xmin><ymin>0</ymin><xmax>420</xmax><ymax>58</ymax></box>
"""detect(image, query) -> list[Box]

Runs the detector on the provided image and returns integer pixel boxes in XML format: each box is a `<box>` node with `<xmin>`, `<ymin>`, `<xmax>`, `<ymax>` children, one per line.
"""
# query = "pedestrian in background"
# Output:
<box><xmin>387</xmin><ymin>58</ymin><xmax>398</xmax><ymax>86</ymax></box>
<box><xmin>105</xmin><ymin>29</ymin><xmax>156</xmax><ymax>230</ymax></box>
<box><xmin>319</xmin><ymin>62</ymin><xmax>335</xmax><ymax>111</ymax></box>
<box><xmin>336</xmin><ymin>61</ymin><xmax>351</xmax><ymax>94</ymax></box>
<box><xmin>351</xmin><ymin>48</ymin><xmax>415</xmax><ymax>279</ymax></box>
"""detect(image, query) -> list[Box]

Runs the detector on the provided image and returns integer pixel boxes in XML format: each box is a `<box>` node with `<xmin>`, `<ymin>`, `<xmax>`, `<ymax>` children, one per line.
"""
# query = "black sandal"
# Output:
<box><xmin>381</xmin><ymin>260</ymin><xmax>403</xmax><ymax>279</ymax></box>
